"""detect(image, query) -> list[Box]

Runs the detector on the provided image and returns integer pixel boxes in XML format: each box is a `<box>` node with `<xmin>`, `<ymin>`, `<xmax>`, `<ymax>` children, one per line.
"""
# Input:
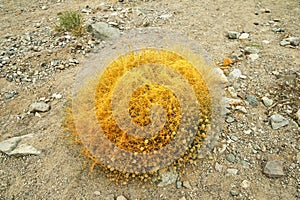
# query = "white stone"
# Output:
<box><xmin>248</xmin><ymin>53</ymin><xmax>259</xmax><ymax>61</ymax></box>
<box><xmin>227</xmin><ymin>168</ymin><xmax>238</xmax><ymax>175</ymax></box>
<box><xmin>229</xmin><ymin>68</ymin><xmax>242</xmax><ymax>79</ymax></box>
<box><xmin>241</xmin><ymin>180</ymin><xmax>251</xmax><ymax>188</ymax></box>
<box><xmin>29</xmin><ymin>102</ymin><xmax>50</xmax><ymax>112</ymax></box>
<box><xmin>262</xmin><ymin>97</ymin><xmax>273</xmax><ymax>107</ymax></box>
<box><xmin>239</xmin><ymin>33</ymin><xmax>250</xmax><ymax>39</ymax></box>
<box><xmin>270</xmin><ymin>114</ymin><xmax>289</xmax><ymax>129</ymax></box>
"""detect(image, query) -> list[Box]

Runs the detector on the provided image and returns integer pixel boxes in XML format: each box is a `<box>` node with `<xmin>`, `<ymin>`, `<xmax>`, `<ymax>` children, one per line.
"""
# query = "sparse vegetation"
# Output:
<box><xmin>55</xmin><ymin>11</ymin><xmax>85</xmax><ymax>36</ymax></box>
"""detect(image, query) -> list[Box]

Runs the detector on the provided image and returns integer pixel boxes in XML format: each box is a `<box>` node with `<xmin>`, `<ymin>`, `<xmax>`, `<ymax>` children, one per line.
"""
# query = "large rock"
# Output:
<box><xmin>87</xmin><ymin>22</ymin><xmax>120</xmax><ymax>40</ymax></box>
<box><xmin>8</xmin><ymin>144</ymin><xmax>40</xmax><ymax>156</ymax></box>
<box><xmin>0</xmin><ymin>134</ymin><xmax>39</xmax><ymax>156</ymax></box>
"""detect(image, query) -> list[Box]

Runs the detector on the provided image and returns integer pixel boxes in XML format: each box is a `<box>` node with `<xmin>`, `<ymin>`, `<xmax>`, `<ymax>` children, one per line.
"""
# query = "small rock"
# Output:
<box><xmin>215</xmin><ymin>162</ymin><xmax>223</xmax><ymax>172</ymax></box>
<box><xmin>246</xmin><ymin>95</ymin><xmax>259</xmax><ymax>106</ymax></box>
<box><xmin>239</xmin><ymin>33</ymin><xmax>250</xmax><ymax>39</ymax></box>
<box><xmin>280</xmin><ymin>37</ymin><xmax>299</xmax><ymax>46</ymax></box>
<box><xmin>41</xmin><ymin>6</ymin><xmax>48</xmax><ymax>10</ymax></box>
<box><xmin>227</xmin><ymin>168</ymin><xmax>238</xmax><ymax>175</ymax></box>
<box><xmin>248</xmin><ymin>53</ymin><xmax>259</xmax><ymax>61</ymax></box>
<box><xmin>235</xmin><ymin>106</ymin><xmax>247</xmax><ymax>114</ymax></box>
<box><xmin>241</xmin><ymin>180</ymin><xmax>250</xmax><ymax>189</ymax></box>
<box><xmin>262</xmin><ymin>97</ymin><xmax>273</xmax><ymax>107</ymax></box>
<box><xmin>182</xmin><ymin>181</ymin><xmax>192</xmax><ymax>189</ymax></box>
<box><xmin>226</xmin><ymin>154</ymin><xmax>236</xmax><ymax>163</ymax></box>
<box><xmin>228</xmin><ymin>31</ymin><xmax>240</xmax><ymax>39</ymax></box>
<box><xmin>157</xmin><ymin>170</ymin><xmax>178</xmax><ymax>187</ymax></box>
<box><xmin>228</xmin><ymin>68</ymin><xmax>242</xmax><ymax>79</ymax></box>
<box><xmin>230</xmin><ymin>136</ymin><xmax>239</xmax><ymax>141</ymax></box>
<box><xmin>179</xmin><ymin>197</ymin><xmax>187</xmax><ymax>200</ymax></box>
<box><xmin>262</xmin><ymin>40</ymin><xmax>270</xmax><ymax>44</ymax></box>
<box><xmin>56</xmin><ymin>65</ymin><xmax>65</xmax><ymax>70</ymax></box>
<box><xmin>263</xmin><ymin>160</ymin><xmax>285</xmax><ymax>177</ymax></box>
<box><xmin>116</xmin><ymin>195</ymin><xmax>127</xmax><ymax>200</ymax></box>
<box><xmin>244</xmin><ymin>46</ymin><xmax>259</xmax><ymax>54</ymax></box>
<box><xmin>264</xmin><ymin>8</ymin><xmax>271</xmax><ymax>13</ymax></box>
<box><xmin>270</xmin><ymin>114</ymin><xmax>289</xmax><ymax>129</ymax></box>
<box><xmin>226</xmin><ymin>116</ymin><xmax>235</xmax><ymax>123</ymax></box>
<box><xmin>5</xmin><ymin>92</ymin><xmax>15</xmax><ymax>99</ymax></box>
<box><xmin>8</xmin><ymin>144</ymin><xmax>40</xmax><ymax>156</ymax></box>
<box><xmin>212</xmin><ymin>68</ymin><xmax>228</xmax><ymax>84</ymax></box>
<box><xmin>51</xmin><ymin>93</ymin><xmax>62</xmax><ymax>99</ymax></box>
<box><xmin>272</xmin><ymin>28</ymin><xmax>285</xmax><ymax>33</ymax></box>
<box><xmin>29</xmin><ymin>102</ymin><xmax>50</xmax><ymax>113</ymax></box>
<box><xmin>227</xmin><ymin>87</ymin><xmax>237</xmax><ymax>98</ymax></box>
<box><xmin>93</xmin><ymin>191</ymin><xmax>101</xmax><ymax>196</ymax></box>
<box><xmin>159</xmin><ymin>13</ymin><xmax>172</xmax><ymax>20</ymax></box>
<box><xmin>176</xmin><ymin>181</ymin><xmax>182</xmax><ymax>189</ymax></box>
<box><xmin>87</xmin><ymin>22</ymin><xmax>120</xmax><ymax>40</ymax></box>
<box><xmin>230</xmin><ymin>190</ymin><xmax>239</xmax><ymax>196</ymax></box>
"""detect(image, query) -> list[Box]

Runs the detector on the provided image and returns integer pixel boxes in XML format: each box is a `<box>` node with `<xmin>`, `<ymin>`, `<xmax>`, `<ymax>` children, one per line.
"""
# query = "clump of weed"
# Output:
<box><xmin>54</xmin><ymin>11</ymin><xmax>85</xmax><ymax>36</ymax></box>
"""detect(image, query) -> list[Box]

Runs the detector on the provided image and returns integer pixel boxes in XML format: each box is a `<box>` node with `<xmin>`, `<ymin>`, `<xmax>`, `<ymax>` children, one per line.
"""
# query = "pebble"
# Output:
<box><xmin>246</xmin><ymin>95</ymin><xmax>259</xmax><ymax>106</ymax></box>
<box><xmin>227</xmin><ymin>168</ymin><xmax>238</xmax><ymax>175</ymax></box>
<box><xmin>226</xmin><ymin>154</ymin><xmax>236</xmax><ymax>163</ymax></box>
<box><xmin>51</xmin><ymin>93</ymin><xmax>62</xmax><ymax>99</ymax></box>
<box><xmin>263</xmin><ymin>160</ymin><xmax>285</xmax><ymax>177</ymax></box>
<box><xmin>182</xmin><ymin>181</ymin><xmax>192</xmax><ymax>189</ymax></box>
<box><xmin>116</xmin><ymin>195</ymin><xmax>127</xmax><ymax>200</ymax></box>
<box><xmin>240</xmin><ymin>180</ymin><xmax>250</xmax><ymax>189</ymax></box>
<box><xmin>157</xmin><ymin>170</ymin><xmax>178</xmax><ymax>187</ymax></box>
<box><xmin>228</xmin><ymin>68</ymin><xmax>242</xmax><ymax>79</ymax></box>
<box><xmin>262</xmin><ymin>96</ymin><xmax>273</xmax><ymax>107</ymax></box>
<box><xmin>235</xmin><ymin>106</ymin><xmax>247</xmax><ymax>114</ymax></box>
<box><xmin>159</xmin><ymin>13</ymin><xmax>172</xmax><ymax>20</ymax></box>
<box><xmin>179</xmin><ymin>197</ymin><xmax>187</xmax><ymax>200</ymax></box>
<box><xmin>5</xmin><ymin>92</ymin><xmax>15</xmax><ymax>99</ymax></box>
<box><xmin>230</xmin><ymin>190</ymin><xmax>239</xmax><ymax>196</ymax></box>
<box><xmin>176</xmin><ymin>181</ymin><xmax>182</xmax><ymax>189</ymax></box>
<box><xmin>280</xmin><ymin>37</ymin><xmax>299</xmax><ymax>46</ymax></box>
<box><xmin>228</xmin><ymin>31</ymin><xmax>240</xmax><ymax>39</ymax></box>
<box><xmin>29</xmin><ymin>102</ymin><xmax>50</xmax><ymax>113</ymax></box>
<box><xmin>215</xmin><ymin>162</ymin><xmax>223</xmax><ymax>172</ymax></box>
<box><xmin>244</xmin><ymin>46</ymin><xmax>259</xmax><ymax>54</ymax></box>
<box><xmin>248</xmin><ymin>53</ymin><xmax>259</xmax><ymax>61</ymax></box>
<box><xmin>41</xmin><ymin>6</ymin><xmax>48</xmax><ymax>10</ymax></box>
<box><xmin>87</xmin><ymin>22</ymin><xmax>120</xmax><ymax>40</ymax></box>
<box><xmin>94</xmin><ymin>191</ymin><xmax>101</xmax><ymax>196</ymax></box>
<box><xmin>227</xmin><ymin>87</ymin><xmax>237</xmax><ymax>98</ymax></box>
<box><xmin>270</xmin><ymin>114</ymin><xmax>289</xmax><ymax>129</ymax></box>
<box><xmin>226</xmin><ymin>116</ymin><xmax>235</xmax><ymax>123</ymax></box>
<box><xmin>239</xmin><ymin>33</ymin><xmax>250</xmax><ymax>39</ymax></box>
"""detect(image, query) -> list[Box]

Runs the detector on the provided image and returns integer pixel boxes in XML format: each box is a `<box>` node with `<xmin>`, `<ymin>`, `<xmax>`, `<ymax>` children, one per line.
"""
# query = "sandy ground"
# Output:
<box><xmin>0</xmin><ymin>0</ymin><xmax>299</xmax><ymax>199</ymax></box>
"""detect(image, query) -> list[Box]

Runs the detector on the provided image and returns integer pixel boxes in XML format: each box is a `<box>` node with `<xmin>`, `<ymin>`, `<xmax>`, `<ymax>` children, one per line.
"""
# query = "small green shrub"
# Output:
<box><xmin>55</xmin><ymin>11</ymin><xmax>85</xmax><ymax>36</ymax></box>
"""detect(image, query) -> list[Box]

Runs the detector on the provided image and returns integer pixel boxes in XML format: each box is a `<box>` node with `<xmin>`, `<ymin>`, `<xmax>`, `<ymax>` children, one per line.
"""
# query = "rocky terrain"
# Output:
<box><xmin>0</xmin><ymin>0</ymin><xmax>299</xmax><ymax>199</ymax></box>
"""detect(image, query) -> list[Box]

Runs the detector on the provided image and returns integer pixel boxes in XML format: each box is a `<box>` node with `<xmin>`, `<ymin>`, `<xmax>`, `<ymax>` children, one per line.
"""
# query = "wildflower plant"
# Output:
<box><xmin>66</xmin><ymin>28</ymin><xmax>225</xmax><ymax>183</ymax></box>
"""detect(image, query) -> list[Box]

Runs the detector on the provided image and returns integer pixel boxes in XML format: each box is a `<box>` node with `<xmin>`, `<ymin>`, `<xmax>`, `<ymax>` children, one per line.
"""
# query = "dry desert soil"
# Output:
<box><xmin>0</xmin><ymin>0</ymin><xmax>299</xmax><ymax>199</ymax></box>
